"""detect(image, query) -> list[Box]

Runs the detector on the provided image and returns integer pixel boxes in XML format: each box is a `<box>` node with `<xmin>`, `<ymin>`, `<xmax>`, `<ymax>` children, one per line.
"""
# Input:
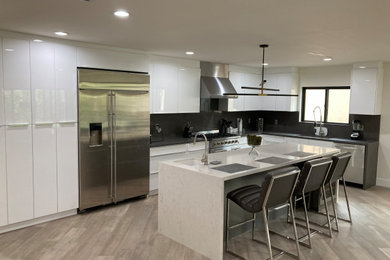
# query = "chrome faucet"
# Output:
<box><xmin>313</xmin><ymin>106</ymin><xmax>327</xmax><ymax>136</ymax></box>
<box><xmin>193</xmin><ymin>132</ymin><xmax>209</xmax><ymax>165</ymax></box>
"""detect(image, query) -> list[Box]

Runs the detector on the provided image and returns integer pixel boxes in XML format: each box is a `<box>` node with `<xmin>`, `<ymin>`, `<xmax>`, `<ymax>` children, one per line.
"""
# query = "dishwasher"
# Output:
<box><xmin>334</xmin><ymin>143</ymin><xmax>365</xmax><ymax>186</ymax></box>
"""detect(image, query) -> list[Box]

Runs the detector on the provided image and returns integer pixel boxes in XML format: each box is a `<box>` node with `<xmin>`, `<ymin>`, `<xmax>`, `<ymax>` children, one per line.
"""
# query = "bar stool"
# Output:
<box><xmin>324</xmin><ymin>152</ymin><xmax>353</xmax><ymax>231</ymax></box>
<box><xmin>290</xmin><ymin>158</ymin><xmax>333</xmax><ymax>248</ymax></box>
<box><xmin>225</xmin><ymin>166</ymin><xmax>301</xmax><ymax>260</ymax></box>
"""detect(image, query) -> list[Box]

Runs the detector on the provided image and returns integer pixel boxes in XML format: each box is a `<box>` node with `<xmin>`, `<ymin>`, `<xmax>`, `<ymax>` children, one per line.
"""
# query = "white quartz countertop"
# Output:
<box><xmin>161</xmin><ymin>143</ymin><xmax>340</xmax><ymax>181</ymax></box>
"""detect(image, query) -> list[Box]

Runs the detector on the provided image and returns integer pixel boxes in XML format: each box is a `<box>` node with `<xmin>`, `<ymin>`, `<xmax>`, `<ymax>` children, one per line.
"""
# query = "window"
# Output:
<box><xmin>301</xmin><ymin>87</ymin><xmax>350</xmax><ymax>124</ymax></box>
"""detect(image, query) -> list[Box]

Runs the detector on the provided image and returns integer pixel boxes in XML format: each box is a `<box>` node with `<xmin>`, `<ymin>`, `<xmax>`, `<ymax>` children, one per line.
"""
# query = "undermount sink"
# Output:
<box><xmin>175</xmin><ymin>158</ymin><xmax>201</xmax><ymax>166</ymax></box>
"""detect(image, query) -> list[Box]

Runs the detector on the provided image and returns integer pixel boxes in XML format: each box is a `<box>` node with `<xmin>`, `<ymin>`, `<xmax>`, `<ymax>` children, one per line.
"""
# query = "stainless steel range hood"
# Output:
<box><xmin>200</xmin><ymin>62</ymin><xmax>238</xmax><ymax>99</ymax></box>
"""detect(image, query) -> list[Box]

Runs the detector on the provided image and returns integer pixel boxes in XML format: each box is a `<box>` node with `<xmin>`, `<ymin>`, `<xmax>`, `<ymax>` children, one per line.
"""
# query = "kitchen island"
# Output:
<box><xmin>158</xmin><ymin>143</ymin><xmax>339</xmax><ymax>260</ymax></box>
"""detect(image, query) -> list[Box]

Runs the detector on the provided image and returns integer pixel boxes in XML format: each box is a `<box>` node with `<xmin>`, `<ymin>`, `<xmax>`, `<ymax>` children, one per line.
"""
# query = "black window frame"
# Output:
<box><xmin>301</xmin><ymin>86</ymin><xmax>351</xmax><ymax>125</ymax></box>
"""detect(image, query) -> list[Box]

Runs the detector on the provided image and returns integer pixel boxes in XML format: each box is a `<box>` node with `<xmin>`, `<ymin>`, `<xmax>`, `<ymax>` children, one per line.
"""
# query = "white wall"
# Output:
<box><xmin>377</xmin><ymin>63</ymin><xmax>390</xmax><ymax>187</ymax></box>
<box><xmin>299</xmin><ymin>65</ymin><xmax>352</xmax><ymax>87</ymax></box>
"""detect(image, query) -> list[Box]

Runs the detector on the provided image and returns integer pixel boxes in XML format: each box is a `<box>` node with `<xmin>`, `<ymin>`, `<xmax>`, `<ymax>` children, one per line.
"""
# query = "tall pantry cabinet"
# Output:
<box><xmin>0</xmin><ymin>36</ymin><xmax>78</xmax><ymax>228</ymax></box>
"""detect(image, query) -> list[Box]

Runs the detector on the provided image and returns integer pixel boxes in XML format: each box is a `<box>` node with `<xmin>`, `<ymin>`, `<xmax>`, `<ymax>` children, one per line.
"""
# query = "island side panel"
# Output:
<box><xmin>158</xmin><ymin>162</ymin><xmax>225</xmax><ymax>260</ymax></box>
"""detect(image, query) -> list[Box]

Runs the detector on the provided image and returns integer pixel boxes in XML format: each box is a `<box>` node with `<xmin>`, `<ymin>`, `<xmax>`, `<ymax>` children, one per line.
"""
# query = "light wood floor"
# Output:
<box><xmin>1</xmin><ymin>186</ymin><xmax>390</xmax><ymax>260</ymax></box>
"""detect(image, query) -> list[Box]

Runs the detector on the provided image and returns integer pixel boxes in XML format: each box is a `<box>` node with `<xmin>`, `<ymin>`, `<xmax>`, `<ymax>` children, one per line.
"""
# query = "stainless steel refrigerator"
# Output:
<box><xmin>78</xmin><ymin>68</ymin><xmax>150</xmax><ymax>211</ymax></box>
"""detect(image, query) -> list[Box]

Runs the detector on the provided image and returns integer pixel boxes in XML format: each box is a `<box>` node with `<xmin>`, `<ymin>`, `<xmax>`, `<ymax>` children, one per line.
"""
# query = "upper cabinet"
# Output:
<box><xmin>350</xmin><ymin>62</ymin><xmax>383</xmax><ymax>115</ymax></box>
<box><xmin>178</xmin><ymin>67</ymin><xmax>201</xmax><ymax>113</ymax></box>
<box><xmin>77</xmin><ymin>46</ymin><xmax>148</xmax><ymax>73</ymax></box>
<box><xmin>30</xmin><ymin>41</ymin><xmax>56</xmax><ymax>124</ymax></box>
<box><xmin>0</xmin><ymin>39</ymin><xmax>4</xmax><ymax>126</ymax></box>
<box><xmin>229</xmin><ymin>66</ymin><xmax>298</xmax><ymax>112</ymax></box>
<box><xmin>149</xmin><ymin>56</ymin><xmax>200</xmax><ymax>114</ymax></box>
<box><xmin>3</xmin><ymin>38</ymin><xmax>31</xmax><ymax>125</ymax></box>
<box><xmin>55</xmin><ymin>44</ymin><xmax>77</xmax><ymax>123</ymax></box>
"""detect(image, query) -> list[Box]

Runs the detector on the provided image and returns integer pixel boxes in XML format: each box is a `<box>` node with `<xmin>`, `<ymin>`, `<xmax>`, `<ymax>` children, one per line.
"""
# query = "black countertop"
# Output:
<box><xmin>150</xmin><ymin>130</ymin><xmax>378</xmax><ymax>148</ymax></box>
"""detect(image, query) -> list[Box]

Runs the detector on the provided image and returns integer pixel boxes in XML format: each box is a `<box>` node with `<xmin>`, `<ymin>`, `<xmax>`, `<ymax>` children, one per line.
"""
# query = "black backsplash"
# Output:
<box><xmin>151</xmin><ymin>111</ymin><xmax>380</xmax><ymax>141</ymax></box>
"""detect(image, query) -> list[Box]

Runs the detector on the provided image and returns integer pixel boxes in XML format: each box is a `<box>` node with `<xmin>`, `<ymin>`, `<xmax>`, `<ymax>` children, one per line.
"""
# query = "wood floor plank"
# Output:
<box><xmin>0</xmin><ymin>186</ymin><xmax>390</xmax><ymax>259</ymax></box>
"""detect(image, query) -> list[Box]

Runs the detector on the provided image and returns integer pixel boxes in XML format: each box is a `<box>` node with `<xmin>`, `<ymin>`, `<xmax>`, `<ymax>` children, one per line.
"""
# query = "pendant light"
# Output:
<box><xmin>224</xmin><ymin>44</ymin><xmax>299</xmax><ymax>97</ymax></box>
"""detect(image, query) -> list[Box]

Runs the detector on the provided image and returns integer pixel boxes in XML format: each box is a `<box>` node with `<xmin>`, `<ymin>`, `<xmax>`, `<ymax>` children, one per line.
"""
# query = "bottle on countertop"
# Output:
<box><xmin>237</xmin><ymin>118</ymin><xmax>243</xmax><ymax>135</ymax></box>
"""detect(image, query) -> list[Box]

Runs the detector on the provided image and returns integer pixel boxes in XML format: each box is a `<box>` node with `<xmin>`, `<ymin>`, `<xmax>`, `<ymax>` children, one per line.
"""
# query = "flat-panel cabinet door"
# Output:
<box><xmin>259</xmin><ymin>74</ymin><xmax>276</xmax><ymax>110</ymax></box>
<box><xmin>31</xmin><ymin>41</ymin><xmax>55</xmax><ymax>124</ymax></box>
<box><xmin>5</xmin><ymin>125</ymin><xmax>34</xmax><ymax>224</ymax></box>
<box><xmin>57</xmin><ymin>123</ymin><xmax>79</xmax><ymax>211</ymax></box>
<box><xmin>0</xmin><ymin>38</ymin><xmax>4</xmax><ymax>126</ymax></box>
<box><xmin>33</xmin><ymin>125</ymin><xmax>58</xmax><ymax>217</ymax></box>
<box><xmin>0</xmin><ymin>126</ymin><xmax>7</xmax><ymax>226</ymax></box>
<box><xmin>228</xmin><ymin>72</ymin><xmax>245</xmax><ymax>111</ymax></box>
<box><xmin>3</xmin><ymin>38</ymin><xmax>31</xmax><ymax>124</ymax></box>
<box><xmin>150</xmin><ymin>63</ymin><xmax>178</xmax><ymax>113</ymax></box>
<box><xmin>177</xmin><ymin>67</ymin><xmax>200</xmax><ymax>113</ymax></box>
<box><xmin>243</xmin><ymin>73</ymin><xmax>262</xmax><ymax>111</ymax></box>
<box><xmin>350</xmin><ymin>69</ymin><xmax>378</xmax><ymax>115</ymax></box>
<box><xmin>55</xmin><ymin>44</ymin><xmax>77</xmax><ymax>123</ymax></box>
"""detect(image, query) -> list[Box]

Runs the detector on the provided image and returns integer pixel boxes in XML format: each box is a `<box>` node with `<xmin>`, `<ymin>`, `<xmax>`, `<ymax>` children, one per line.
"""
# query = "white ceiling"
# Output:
<box><xmin>1</xmin><ymin>0</ymin><xmax>390</xmax><ymax>67</ymax></box>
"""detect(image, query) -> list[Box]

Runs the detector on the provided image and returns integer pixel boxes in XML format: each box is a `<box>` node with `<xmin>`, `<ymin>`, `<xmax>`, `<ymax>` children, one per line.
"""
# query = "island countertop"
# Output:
<box><xmin>161</xmin><ymin>142</ymin><xmax>340</xmax><ymax>181</ymax></box>
<box><xmin>158</xmin><ymin>143</ymin><xmax>340</xmax><ymax>260</ymax></box>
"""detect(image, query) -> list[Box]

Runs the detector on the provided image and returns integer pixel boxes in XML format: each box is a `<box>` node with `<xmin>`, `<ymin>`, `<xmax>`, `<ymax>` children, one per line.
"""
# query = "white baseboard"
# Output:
<box><xmin>0</xmin><ymin>209</ymin><xmax>77</xmax><ymax>234</ymax></box>
<box><xmin>376</xmin><ymin>178</ymin><xmax>390</xmax><ymax>188</ymax></box>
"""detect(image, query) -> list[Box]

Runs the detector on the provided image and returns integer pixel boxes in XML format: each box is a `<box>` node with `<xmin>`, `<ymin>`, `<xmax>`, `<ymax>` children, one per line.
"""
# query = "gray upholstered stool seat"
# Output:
<box><xmin>227</xmin><ymin>185</ymin><xmax>262</xmax><ymax>213</ymax></box>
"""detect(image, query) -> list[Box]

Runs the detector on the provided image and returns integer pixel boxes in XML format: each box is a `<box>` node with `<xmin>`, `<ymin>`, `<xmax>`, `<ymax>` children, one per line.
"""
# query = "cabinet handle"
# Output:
<box><xmin>7</xmin><ymin>123</ymin><xmax>30</xmax><ymax>127</ymax></box>
<box><xmin>35</xmin><ymin>122</ymin><xmax>54</xmax><ymax>126</ymax></box>
<box><xmin>57</xmin><ymin>121</ymin><xmax>77</xmax><ymax>125</ymax></box>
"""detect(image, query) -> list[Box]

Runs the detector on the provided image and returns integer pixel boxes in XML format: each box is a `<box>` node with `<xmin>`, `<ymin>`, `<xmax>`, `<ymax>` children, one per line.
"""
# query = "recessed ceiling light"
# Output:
<box><xmin>323</xmin><ymin>57</ymin><xmax>332</xmax><ymax>61</ymax></box>
<box><xmin>114</xmin><ymin>10</ymin><xmax>130</xmax><ymax>18</ymax></box>
<box><xmin>4</xmin><ymin>48</ymin><xmax>14</xmax><ymax>52</ymax></box>
<box><xmin>33</xmin><ymin>39</ymin><xmax>43</xmax><ymax>43</ymax></box>
<box><xmin>359</xmin><ymin>66</ymin><xmax>366</xmax><ymax>69</ymax></box>
<box><xmin>185</xmin><ymin>51</ymin><xmax>194</xmax><ymax>55</ymax></box>
<box><xmin>55</xmin><ymin>31</ymin><xmax>68</xmax><ymax>36</ymax></box>
<box><xmin>262</xmin><ymin>63</ymin><xmax>269</xmax><ymax>66</ymax></box>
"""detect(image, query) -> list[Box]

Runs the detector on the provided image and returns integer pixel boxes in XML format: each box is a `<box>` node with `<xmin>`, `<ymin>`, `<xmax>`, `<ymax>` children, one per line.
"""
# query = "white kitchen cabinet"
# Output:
<box><xmin>0</xmin><ymin>38</ymin><xmax>4</xmax><ymax>126</ymax></box>
<box><xmin>244</xmin><ymin>73</ymin><xmax>263</xmax><ymax>111</ymax></box>
<box><xmin>350</xmin><ymin>63</ymin><xmax>383</xmax><ymax>115</ymax></box>
<box><xmin>57</xmin><ymin>123</ymin><xmax>78</xmax><ymax>212</ymax></box>
<box><xmin>3</xmin><ymin>38</ymin><xmax>31</xmax><ymax>125</ymax></box>
<box><xmin>178</xmin><ymin>67</ymin><xmax>201</xmax><ymax>113</ymax></box>
<box><xmin>149</xmin><ymin>56</ymin><xmax>200</xmax><ymax>114</ymax></box>
<box><xmin>275</xmin><ymin>72</ymin><xmax>298</xmax><ymax>112</ymax></box>
<box><xmin>0</xmin><ymin>126</ymin><xmax>7</xmax><ymax>226</ymax></box>
<box><xmin>5</xmin><ymin>125</ymin><xmax>34</xmax><ymax>224</ymax></box>
<box><xmin>150</xmin><ymin>62</ymin><xmax>178</xmax><ymax>113</ymax></box>
<box><xmin>228</xmin><ymin>68</ymin><xmax>298</xmax><ymax>112</ymax></box>
<box><xmin>33</xmin><ymin>125</ymin><xmax>57</xmax><ymax>217</ymax></box>
<box><xmin>31</xmin><ymin>41</ymin><xmax>56</xmax><ymax>124</ymax></box>
<box><xmin>228</xmin><ymin>72</ymin><xmax>245</xmax><ymax>111</ymax></box>
<box><xmin>55</xmin><ymin>44</ymin><xmax>77</xmax><ymax>123</ymax></box>
<box><xmin>76</xmin><ymin>46</ymin><xmax>148</xmax><ymax>73</ymax></box>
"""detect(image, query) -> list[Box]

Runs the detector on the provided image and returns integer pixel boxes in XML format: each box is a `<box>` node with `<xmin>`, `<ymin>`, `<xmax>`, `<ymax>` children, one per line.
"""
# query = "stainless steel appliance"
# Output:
<box><xmin>198</xmin><ymin>131</ymin><xmax>239</xmax><ymax>153</ymax></box>
<box><xmin>334</xmin><ymin>143</ymin><xmax>365</xmax><ymax>186</ymax></box>
<box><xmin>350</xmin><ymin>120</ymin><xmax>364</xmax><ymax>140</ymax></box>
<box><xmin>78</xmin><ymin>68</ymin><xmax>150</xmax><ymax>211</ymax></box>
<box><xmin>200</xmin><ymin>62</ymin><xmax>238</xmax><ymax>112</ymax></box>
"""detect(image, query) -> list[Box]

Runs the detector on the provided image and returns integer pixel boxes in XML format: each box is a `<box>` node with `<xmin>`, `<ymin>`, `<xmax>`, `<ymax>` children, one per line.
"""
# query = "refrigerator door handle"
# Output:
<box><xmin>109</xmin><ymin>92</ymin><xmax>114</xmax><ymax>201</ymax></box>
<box><xmin>113</xmin><ymin>93</ymin><xmax>117</xmax><ymax>202</ymax></box>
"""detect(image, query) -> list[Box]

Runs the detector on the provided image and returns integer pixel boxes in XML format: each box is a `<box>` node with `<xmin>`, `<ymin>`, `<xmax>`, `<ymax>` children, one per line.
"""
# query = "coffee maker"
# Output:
<box><xmin>350</xmin><ymin>120</ymin><xmax>364</xmax><ymax>140</ymax></box>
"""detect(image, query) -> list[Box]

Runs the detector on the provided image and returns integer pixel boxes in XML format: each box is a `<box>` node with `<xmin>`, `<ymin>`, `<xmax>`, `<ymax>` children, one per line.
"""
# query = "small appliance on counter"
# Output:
<box><xmin>237</xmin><ymin>118</ymin><xmax>243</xmax><ymax>135</ymax></box>
<box><xmin>256</xmin><ymin>118</ymin><xmax>264</xmax><ymax>133</ymax></box>
<box><xmin>183</xmin><ymin>122</ymin><xmax>194</xmax><ymax>138</ymax></box>
<box><xmin>219</xmin><ymin>118</ymin><xmax>233</xmax><ymax>136</ymax></box>
<box><xmin>350</xmin><ymin>120</ymin><xmax>364</xmax><ymax>140</ymax></box>
<box><xmin>151</xmin><ymin>123</ymin><xmax>164</xmax><ymax>142</ymax></box>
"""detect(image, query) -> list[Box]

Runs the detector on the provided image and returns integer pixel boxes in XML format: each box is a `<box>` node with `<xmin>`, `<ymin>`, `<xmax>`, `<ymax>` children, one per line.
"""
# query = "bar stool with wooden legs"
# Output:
<box><xmin>225</xmin><ymin>166</ymin><xmax>301</xmax><ymax>260</ymax></box>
